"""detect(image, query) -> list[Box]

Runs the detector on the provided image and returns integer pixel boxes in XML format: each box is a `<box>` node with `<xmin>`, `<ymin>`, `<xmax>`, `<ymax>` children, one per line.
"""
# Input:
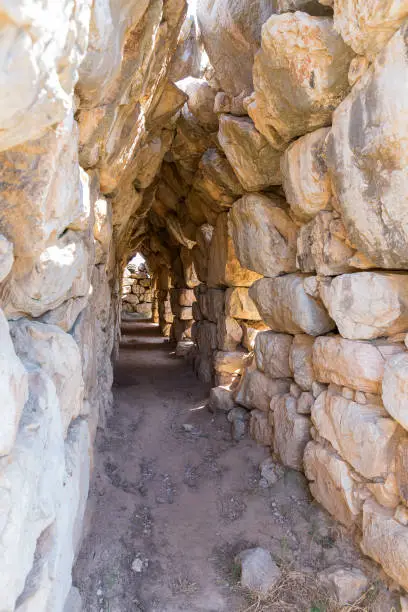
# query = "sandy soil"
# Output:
<box><xmin>73</xmin><ymin>322</ymin><xmax>399</xmax><ymax>612</ymax></box>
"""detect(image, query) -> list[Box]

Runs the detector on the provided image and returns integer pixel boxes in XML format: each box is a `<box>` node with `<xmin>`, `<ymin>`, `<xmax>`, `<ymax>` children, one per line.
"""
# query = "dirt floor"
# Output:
<box><xmin>73</xmin><ymin>321</ymin><xmax>401</xmax><ymax>612</ymax></box>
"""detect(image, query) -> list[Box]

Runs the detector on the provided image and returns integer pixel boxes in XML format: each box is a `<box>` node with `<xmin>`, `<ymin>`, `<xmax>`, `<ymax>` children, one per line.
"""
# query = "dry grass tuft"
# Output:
<box><xmin>239</xmin><ymin>569</ymin><xmax>384</xmax><ymax>612</ymax></box>
<box><xmin>170</xmin><ymin>574</ymin><xmax>199</xmax><ymax>595</ymax></box>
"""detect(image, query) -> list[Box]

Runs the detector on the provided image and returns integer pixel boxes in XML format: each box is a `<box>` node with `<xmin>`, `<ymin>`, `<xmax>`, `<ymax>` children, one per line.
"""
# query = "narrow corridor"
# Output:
<box><xmin>73</xmin><ymin>322</ymin><xmax>393</xmax><ymax>612</ymax></box>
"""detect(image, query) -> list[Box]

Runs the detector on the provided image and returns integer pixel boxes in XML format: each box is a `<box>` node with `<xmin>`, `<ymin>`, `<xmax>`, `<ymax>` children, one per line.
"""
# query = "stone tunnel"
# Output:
<box><xmin>1</xmin><ymin>0</ymin><xmax>408</xmax><ymax>610</ymax></box>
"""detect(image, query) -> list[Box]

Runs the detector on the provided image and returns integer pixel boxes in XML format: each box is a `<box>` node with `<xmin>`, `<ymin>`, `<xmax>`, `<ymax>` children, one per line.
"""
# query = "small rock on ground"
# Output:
<box><xmin>318</xmin><ymin>565</ymin><xmax>369</xmax><ymax>605</ymax></box>
<box><xmin>235</xmin><ymin>547</ymin><xmax>281</xmax><ymax>595</ymax></box>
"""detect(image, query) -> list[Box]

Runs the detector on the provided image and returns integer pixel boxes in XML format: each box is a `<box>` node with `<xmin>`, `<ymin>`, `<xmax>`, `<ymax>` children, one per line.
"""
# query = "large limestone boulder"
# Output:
<box><xmin>361</xmin><ymin>499</ymin><xmax>408</xmax><ymax>591</ymax></box>
<box><xmin>225</xmin><ymin>287</ymin><xmax>261</xmax><ymax>321</ymax></box>
<box><xmin>273</xmin><ymin>395</ymin><xmax>311</xmax><ymax>470</ymax></box>
<box><xmin>229</xmin><ymin>193</ymin><xmax>298</xmax><ymax>277</ymax></box>
<box><xmin>177</xmin><ymin>77</ymin><xmax>218</xmax><ymax>130</ymax></box>
<box><xmin>213</xmin><ymin>350</ymin><xmax>249</xmax><ymax>376</ymax></box>
<box><xmin>249</xmin><ymin>274</ymin><xmax>335</xmax><ymax>335</ymax></box>
<box><xmin>296</xmin><ymin>211</ymin><xmax>372</xmax><ymax>276</ymax></box>
<box><xmin>0</xmin><ymin>309</ymin><xmax>28</xmax><ymax>456</ymax></box>
<box><xmin>0</xmin><ymin>369</ymin><xmax>65</xmax><ymax>612</ymax></box>
<box><xmin>312</xmin><ymin>387</ymin><xmax>404</xmax><ymax>479</ymax></box>
<box><xmin>320</xmin><ymin>272</ymin><xmax>408</xmax><ymax>340</ymax></box>
<box><xmin>289</xmin><ymin>334</ymin><xmax>315</xmax><ymax>391</ymax></box>
<box><xmin>247</xmin><ymin>12</ymin><xmax>354</xmax><ymax>149</ymax></box>
<box><xmin>241</xmin><ymin>320</ymin><xmax>270</xmax><ymax>351</ymax></box>
<box><xmin>196</xmin><ymin>0</ymin><xmax>277</xmax><ymax>96</ymax></box>
<box><xmin>207</xmin><ymin>212</ymin><xmax>262</xmax><ymax>288</ymax></box>
<box><xmin>11</xmin><ymin>320</ymin><xmax>84</xmax><ymax>435</ymax></box>
<box><xmin>326</xmin><ymin>24</ymin><xmax>408</xmax><ymax>269</ymax></box>
<box><xmin>0</xmin><ymin>0</ymin><xmax>91</xmax><ymax>150</ymax></box>
<box><xmin>281</xmin><ymin>127</ymin><xmax>331</xmax><ymax>221</ymax></box>
<box><xmin>313</xmin><ymin>336</ymin><xmax>404</xmax><ymax>394</ymax></box>
<box><xmin>255</xmin><ymin>331</ymin><xmax>293</xmax><ymax>379</ymax></box>
<box><xmin>234</xmin><ymin>365</ymin><xmax>291</xmax><ymax>411</ymax></box>
<box><xmin>196</xmin><ymin>320</ymin><xmax>218</xmax><ymax>355</ymax></box>
<box><xmin>249</xmin><ymin>410</ymin><xmax>274</xmax><ymax>446</ymax></box>
<box><xmin>382</xmin><ymin>353</ymin><xmax>408</xmax><ymax>432</ymax></box>
<box><xmin>217</xmin><ymin>316</ymin><xmax>244</xmax><ymax>351</ymax></box>
<box><xmin>331</xmin><ymin>0</ymin><xmax>408</xmax><ymax>60</ymax></box>
<box><xmin>218</xmin><ymin>115</ymin><xmax>282</xmax><ymax>191</ymax></box>
<box><xmin>304</xmin><ymin>441</ymin><xmax>368</xmax><ymax>526</ymax></box>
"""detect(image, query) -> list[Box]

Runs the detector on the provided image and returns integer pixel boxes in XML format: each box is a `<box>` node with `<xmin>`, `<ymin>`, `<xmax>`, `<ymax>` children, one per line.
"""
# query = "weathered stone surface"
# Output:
<box><xmin>254</xmin><ymin>331</ymin><xmax>293</xmax><ymax>379</ymax></box>
<box><xmin>0</xmin><ymin>2</ymin><xmax>91</xmax><ymax>150</ymax></box>
<box><xmin>313</xmin><ymin>336</ymin><xmax>404</xmax><ymax>394</ymax></box>
<box><xmin>326</xmin><ymin>24</ymin><xmax>408</xmax><ymax>269</ymax></box>
<box><xmin>208</xmin><ymin>212</ymin><xmax>261</xmax><ymax>288</ymax></box>
<box><xmin>297</xmin><ymin>391</ymin><xmax>314</xmax><ymax>415</ymax></box>
<box><xmin>234</xmin><ymin>365</ymin><xmax>291</xmax><ymax>412</ymax></box>
<box><xmin>208</xmin><ymin>386</ymin><xmax>235</xmax><ymax>412</ymax></box>
<box><xmin>11</xmin><ymin>320</ymin><xmax>84</xmax><ymax>435</ymax></box>
<box><xmin>199</xmin><ymin>287</ymin><xmax>225</xmax><ymax>323</ymax></box>
<box><xmin>304</xmin><ymin>441</ymin><xmax>368</xmax><ymax>526</ymax></box>
<box><xmin>217</xmin><ymin>316</ymin><xmax>243</xmax><ymax>351</ymax></box>
<box><xmin>250</xmin><ymin>275</ymin><xmax>334</xmax><ymax>335</ymax></box>
<box><xmin>177</xmin><ymin>77</ymin><xmax>218</xmax><ymax>129</ymax></box>
<box><xmin>277</xmin><ymin>0</ymin><xmax>332</xmax><ymax>14</ymax></box>
<box><xmin>247</xmin><ymin>12</ymin><xmax>354</xmax><ymax>149</ymax></box>
<box><xmin>225</xmin><ymin>287</ymin><xmax>261</xmax><ymax>321</ymax></box>
<box><xmin>281</xmin><ymin>127</ymin><xmax>331</xmax><ymax>221</ymax></box>
<box><xmin>361</xmin><ymin>499</ymin><xmax>408</xmax><ymax>591</ymax></box>
<box><xmin>196</xmin><ymin>320</ymin><xmax>218</xmax><ymax>355</ymax></box>
<box><xmin>213</xmin><ymin>350</ymin><xmax>248</xmax><ymax>375</ymax></box>
<box><xmin>230</xmin><ymin>193</ymin><xmax>298</xmax><ymax>277</ymax></box>
<box><xmin>382</xmin><ymin>353</ymin><xmax>408</xmax><ymax>432</ymax></box>
<box><xmin>273</xmin><ymin>395</ymin><xmax>311</xmax><ymax>470</ymax></box>
<box><xmin>317</xmin><ymin>566</ymin><xmax>369</xmax><ymax>606</ymax></box>
<box><xmin>249</xmin><ymin>410</ymin><xmax>274</xmax><ymax>446</ymax></box>
<box><xmin>332</xmin><ymin>0</ymin><xmax>408</xmax><ymax>60</ymax></box>
<box><xmin>396</xmin><ymin>438</ymin><xmax>408</xmax><ymax>506</ymax></box>
<box><xmin>320</xmin><ymin>272</ymin><xmax>408</xmax><ymax>340</ymax></box>
<box><xmin>312</xmin><ymin>386</ymin><xmax>404</xmax><ymax>479</ymax></box>
<box><xmin>289</xmin><ymin>334</ymin><xmax>315</xmax><ymax>391</ymax></box>
<box><xmin>235</xmin><ymin>548</ymin><xmax>281</xmax><ymax>595</ymax></box>
<box><xmin>218</xmin><ymin>115</ymin><xmax>282</xmax><ymax>191</ymax></box>
<box><xmin>40</xmin><ymin>296</ymin><xmax>89</xmax><ymax>332</ymax></box>
<box><xmin>0</xmin><ymin>309</ymin><xmax>28</xmax><ymax>456</ymax></box>
<box><xmin>196</xmin><ymin>0</ymin><xmax>276</xmax><ymax>96</ymax></box>
<box><xmin>260</xmin><ymin>457</ymin><xmax>285</xmax><ymax>485</ymax></box>
<box><xmin>296</xmin><ymin>211</ymin><xmax>371</xmax><ymax>276</ymax></box>
<box><xmin>241</xmin><ymin>321</ymin><xmax>270</xmax><ymax>351</ymax></box>
<box><xmin>0</xmin><ymin>235</ymin><xmax>13</xmax><ymax>282</ymax></box>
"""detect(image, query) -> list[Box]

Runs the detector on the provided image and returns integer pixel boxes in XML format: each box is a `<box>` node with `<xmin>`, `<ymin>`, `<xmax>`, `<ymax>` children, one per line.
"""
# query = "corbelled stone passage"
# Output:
<box><xmin>1</xmin><ymin>0</ymin><xmax>408</xmax><ymax>610</ymax></box>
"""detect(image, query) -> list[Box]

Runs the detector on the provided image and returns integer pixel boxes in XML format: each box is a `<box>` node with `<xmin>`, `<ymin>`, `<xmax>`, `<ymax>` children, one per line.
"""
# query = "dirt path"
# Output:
<box><xmin>73</xmin><ymin>322</ymin><xmax>397</xmax><ymax>612</ymax></box>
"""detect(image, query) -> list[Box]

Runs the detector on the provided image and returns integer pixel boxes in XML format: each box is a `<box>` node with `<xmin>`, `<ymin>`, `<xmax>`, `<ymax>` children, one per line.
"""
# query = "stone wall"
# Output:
<box><xmin>122</xmin><ymin>265</ymin><xmax>154</xmax><ymax>319</ymax></box>
<box><xmin>1</xmin><ymin>0</ymin><xmax>408</xmax><ymax>608</ymax></box>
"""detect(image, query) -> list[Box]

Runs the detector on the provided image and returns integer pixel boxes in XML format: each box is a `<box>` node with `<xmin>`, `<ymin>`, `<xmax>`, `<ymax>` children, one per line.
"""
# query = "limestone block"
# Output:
<box><xmin>312</xmin><ymin>387</ymin><xmax>404</xmax><ymax>479</ymax></box>
<box><xmin>0</xmin><ymin>1</ymin><xmax>91</xmax><ymax>150</ymax></box>
<box><xmin>178</xmin><ymin>289</ymin><xmax>196</xmax><ymax>307</ymax></box>
<box><xmin>247</xmin><ymin>12</ymin><xmax>354</xmax><ymax>149</ymax></box>
<box><xmin>194</xmin><ymin>353</ymin><xmax>214</xmax><ymax>385</ymax></box>
<box><xmin>320</xmin><ymin>272</ymin><xmax>408</xmax><ymax>340</ymax></box>
<box><xmin>273</xmin><ymin>395</ymin><xmax>311</xmax><ymax>470</ymax></box>
<box><xmin>241</xmin><ymin>321</ymin><xmax>270</xmax><ymax>351</ymax></box>
<box><xmin>11</xmin><ymin>319</ymin><xmax>84</xmax><ymax>435</ymax></box>
<box><xmin>0</xmin><ymin>309</ymin><xmax>28</xmax><ymax>456</ymax></box>
<box><xmin>254</xmin><ymin>331</ymin><xmax>293</xmax><ymax>379</ymax></box>
<box><xmin>0</xmin><ymin>235</ymin><xmax>13</xmax><ymax>282</ymax></box>
<box><xmin>208</xmin><ymin>212</ymin><xmax>261</xmax><ymax>288</ymax></box>
<box><xmin>297</xmin><ymin>211</ymin><xmax>371</xmax><ymax>276</ymax></box>
<box><xmin>304</xmin><ymin>441</ymin><xmax>367</xmax><ymax>526</ymax></box>
<box><xmin>361</xmin><ymin>499</ymin><xmax>408</xmax><ymax>591</ymax></box>
<box><xmin>2</xmin><ymin>231</ymin><xmax>91</xmax><ymax>320</ymax></box>
<box><xmin>168</xmin><ymin>15</ymin><xmax>201</xmax><ymax>82</ymax></box>
<box><xmin>218</xmin><ymin>115</ymin><xmax>282</xmax><ymax>191</ymax></box>
<box><xmin>281</xmin><ymin>127</ymin><xmax>332</xmax><ymax>221</ymax></box>
<box><xmin>213</xmin><ymin>350</ymin><xmax>248</xmax><ymax>375</ymax></box>
<box><xmin>250</xmin><ymin>410</ymin><xmax>274</xmax><ymax>446</ymax></box>
<box><xmin>178</xmin><ymin>77</ymin><xmax>218</xmax><ymax>129</ymax></box>
<box><xmin>192</xmin><ymin>223</ymin><xmax>213</xmax><ymax>284</ymax></box>
<box><xmin>0</xmin><ymin>114</ymin><xmax>86</xmax><ymax>258</ymax></box>
<box><xmin>229</xmin><ymin>193</ymin><xmax>298</xmax><ymax>277</ymax></box>
<box><xmin>217</xmin><ymin>316</ymin><xmax>243</xmax><ymax>351</ymax></box>
<box><xmin>199</xmin><ymin>287</ymin><xmax>225</xmax><ymax>323</ymax></box>
<box><xmin>0</xmin><ymin>370</ymin><xmax>64</xmax><ymax>612</ymax></box>
<box><xmin>180</xmin><ymin>247</ymin><xmax>200</xmax><ymax>289</ymax></box>
<box><xmin>368</xmin><ymin>474</ymin><xmax>400</xmax><ymax>510</ymax></box>
<box><xmin>235</xmin><ymin>548</ymin><xmax>281</xmax><ymax>595</ymax></box>
<box><xmin>326</xmin><ymin>24</ymin><xmax>408</xmax><ymax>269</ymax></box>
<box><xmin>249</xmin><ymin>275</ymin><xmax>334</xmax><ymax>335</ymax></box>
<box><xmin>196</xmin><ymin>0</ymin><xmax>276</xmax><ymax>96</ymax></box>
<box><xmin>196</xmin><ymin>321</ymin><xmax>218</xmax><ymax>355</ymax></box>
<box><xmin>297</xmin><ymin>391</ymin><xmax>314</xmax><ymax>414</ymax></box>
<box><xmin>382</xmin><ymin>353</ymin><xmax>408</xmax><ymax>432</ymax></box>
<box><xmin>93</xmin><ymin>197</ymin><xmax>112</xmax><ymax>264</ymax></box>
<box><xmin>40</xmin><ymin>296</ymin><xmax>89</xmax><ymax>332</ymax></box>
<box><xmin>234</xmin><ymin>365</ymin><xmax>291</xmax><ymax>412</ymax></box>
<box><xmin>289</xmin><ymin>334</ymin><xmax>315</xmax><ymax>391</ymax></box>
<box><xmin>208</xmin><ymin>386</ymin><xmax>235</xmax><ymax>412</ymax></box>
<box><xmin>317</xmin><ymin>567</ymin><xmax>368</xmax><ymax>606</ymax></box>
<box><xmin>313</xmin><ymin>336</ymin><xmax>404</xmax><ymax>394</ymax></box>
<box><xmin>225</xmin><ymin>287</ymin><xmax>261</xmax><ymax>321</ymax></box>
<box><xmin>171</xmin><ymin>108</ymin><xmax>213</xmax><ymax>175</ymax></box>
<box><xmin>332</xmin><ymin>0</ymin><xmax>408</xmax><ymax>59</ymax></box>
<box><xmin>135</xmin><ymin>303</ymin><xmax>152</xmax><ymax>317</ymax></box>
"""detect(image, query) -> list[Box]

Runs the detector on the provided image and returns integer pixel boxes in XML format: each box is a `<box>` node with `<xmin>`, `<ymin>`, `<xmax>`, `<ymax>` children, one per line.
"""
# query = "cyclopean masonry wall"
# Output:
<box><xmin>2</xmin><ymin>0</ymin><xmax>408</xmax><ymax>609</ymax></box>
<box><xmin>122</xmin><ymin>264</ymin><xmax>154</xmax><ymax>319</ymax></box>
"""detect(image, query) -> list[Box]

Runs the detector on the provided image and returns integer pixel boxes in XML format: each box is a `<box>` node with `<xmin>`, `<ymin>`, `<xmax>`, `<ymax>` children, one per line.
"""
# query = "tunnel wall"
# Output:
<box><xmin>1</xmin><ymin>0</ymin><xmax>408</xmax><ymax>609</ymax></box>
